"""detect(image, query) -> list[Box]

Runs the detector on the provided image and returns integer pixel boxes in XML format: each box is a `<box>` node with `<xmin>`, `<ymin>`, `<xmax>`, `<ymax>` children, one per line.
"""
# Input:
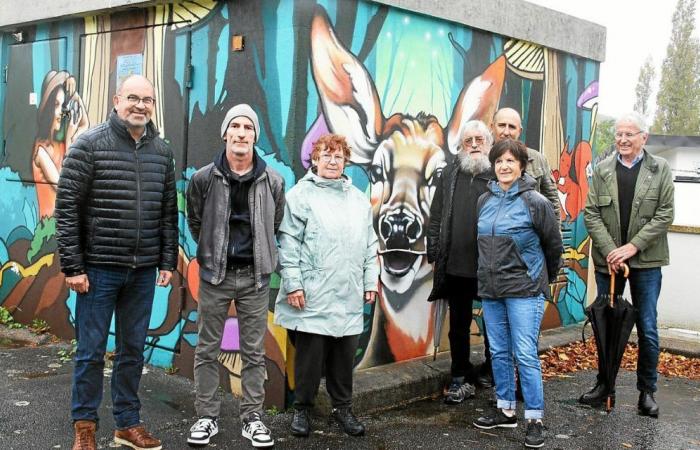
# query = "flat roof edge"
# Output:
<box><xmin>0</xmin><ymin>0</ymin><xmax>606</xmax><ymax>61</ymax></box>
<box><xmin>0</xmin><ymin>0</ymin><xmax>155</xmax><ymax>31</ymax></box>
<box><xmin>372</xmin><ymin>0</ymin><xmax>606</xmax><ymax>61</ymax></box>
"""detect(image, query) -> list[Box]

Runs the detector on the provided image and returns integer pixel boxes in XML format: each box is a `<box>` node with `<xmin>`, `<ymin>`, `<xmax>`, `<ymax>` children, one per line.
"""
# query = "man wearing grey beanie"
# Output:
<box><xmin>186</xmin><ymin>103</ymin><xmax>285</xmax><ymax>448</ymax></box>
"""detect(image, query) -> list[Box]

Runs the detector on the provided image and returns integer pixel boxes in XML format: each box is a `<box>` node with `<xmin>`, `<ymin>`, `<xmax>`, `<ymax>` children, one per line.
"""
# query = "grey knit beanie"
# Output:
<box><xmin>220</xmin><ymin>103</ymin><xmax>260</xmax><ymax>142</ymax></box>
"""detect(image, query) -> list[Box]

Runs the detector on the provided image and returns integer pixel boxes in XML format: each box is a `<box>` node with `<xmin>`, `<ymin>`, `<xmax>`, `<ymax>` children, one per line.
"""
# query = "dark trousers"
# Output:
<box><xmin>71</xmin><ymin>265</ymin><xmax>156</xmax><ymax>429</ymax></box>
<box><xmin>446</xmin><ymin>275</ymin><xmax>491</xmax><ymax>379</ymax></box>
<box><xmin>293</xmin><ymin>331</ymin><xmax>360</xmax><ymax>410</ymax></box>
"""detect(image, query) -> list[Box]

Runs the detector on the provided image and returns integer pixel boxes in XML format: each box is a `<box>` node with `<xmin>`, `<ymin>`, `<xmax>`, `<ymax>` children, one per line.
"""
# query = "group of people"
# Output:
<box><xmin>54</xmin><ymin>74</ymin><xmax>673</xmax><ymax>450</ymax></box>
<box><xmin>428</xmin><ymin>106</ymin><xmax>673</xmax><ymax>448</ymax></box>
<box><xmin>56</xmin><ymin>74</ymin><xmax>377</xmax><ymax>450</ymax></box>
<box><xmin>428</xmin><ymin>109</ymin><xmax>563</xmax><ymax>448</ymax></box>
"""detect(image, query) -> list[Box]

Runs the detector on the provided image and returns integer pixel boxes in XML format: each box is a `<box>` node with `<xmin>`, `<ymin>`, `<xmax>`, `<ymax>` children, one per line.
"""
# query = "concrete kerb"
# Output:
<box><xmin>314</xmin><ymin>323</ymin><xmax>700</xmax><ymax>416</ymax></box>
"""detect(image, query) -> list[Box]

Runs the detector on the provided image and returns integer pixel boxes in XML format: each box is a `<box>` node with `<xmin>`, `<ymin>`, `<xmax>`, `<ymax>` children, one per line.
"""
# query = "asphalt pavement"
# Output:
<box><xmin>1</xmin><ymin>328</ymin><xmax>699</xmax><ymax>450</ymax></box>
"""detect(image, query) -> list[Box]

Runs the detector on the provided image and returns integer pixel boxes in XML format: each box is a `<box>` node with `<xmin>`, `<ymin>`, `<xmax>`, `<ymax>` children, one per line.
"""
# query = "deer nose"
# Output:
<box><xmin>380</xmin><ymin>211</ymin><xmax>422</xmax><ymax>249</ymax></box>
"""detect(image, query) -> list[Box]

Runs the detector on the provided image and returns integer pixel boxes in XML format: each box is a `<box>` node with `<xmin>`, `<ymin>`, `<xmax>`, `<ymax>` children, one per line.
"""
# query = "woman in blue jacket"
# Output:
<box><xmin>472</xmin><ymin>139</ymin><xmax>562</xmax><ymax>448</ymax></box>
<box><xmin>274</xmin><ymin>134</ymin><xmax>380</xmax><ymax>439</ymax></box>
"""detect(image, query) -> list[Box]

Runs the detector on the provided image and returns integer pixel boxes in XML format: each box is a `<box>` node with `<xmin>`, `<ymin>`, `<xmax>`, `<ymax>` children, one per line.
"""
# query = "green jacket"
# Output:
<box><xmin>273</xmin><ymin>171</ymin><xmax>380</xmax><ymax>337</ymax></box>
<box><xmin>584</xmin><ymin>149</ymin><xmax>674</xmax><ymax>272</ymax></box>
<box><xmin>526</xmin><ymin>147</ymin><xmax>560</xmax><ymax>221</ymax></box>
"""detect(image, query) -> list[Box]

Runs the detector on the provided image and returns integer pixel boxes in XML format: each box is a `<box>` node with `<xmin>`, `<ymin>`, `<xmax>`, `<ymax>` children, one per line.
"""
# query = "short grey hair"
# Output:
<box><xmin>458</xmin><ymin>120</ymin><xmax>493</xmax><ymax>150</ymax></box>
<box><xmin>615</xmin><ymin>111</ymin><xmax>648</xmax><ymax>133</ymax></box>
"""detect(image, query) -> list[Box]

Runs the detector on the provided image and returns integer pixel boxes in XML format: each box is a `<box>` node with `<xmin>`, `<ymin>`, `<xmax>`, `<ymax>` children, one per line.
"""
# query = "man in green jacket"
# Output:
<box><xmin>580</xmin><ymin>111</ymin><xmax>674</xmax><ymax>418</ymax></box>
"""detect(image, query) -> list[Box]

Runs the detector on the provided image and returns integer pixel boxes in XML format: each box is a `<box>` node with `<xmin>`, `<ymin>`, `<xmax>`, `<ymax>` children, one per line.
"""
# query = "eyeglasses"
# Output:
<box><xmin>319</xmin><ymin>154</ymin><xmax>346</xmax><ymax>163</ymax></box>
<box><xmin>463</xmin><ymin>136</ymin><xmax>485</xmax><ymax>146</ymax></box>
<box><xmin>614</xmin><ymin>130</ymin><xmax>644</xmax><ymax>140</ymax></box>
<box><xmin>118</xmin><ymin>94</ymin><xmax>156</xmax><ymax>106</ymax></box>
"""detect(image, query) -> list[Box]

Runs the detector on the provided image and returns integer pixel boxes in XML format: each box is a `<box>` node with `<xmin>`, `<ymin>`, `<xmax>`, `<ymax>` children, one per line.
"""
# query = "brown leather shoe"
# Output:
<box><xmin>113</xmin><ymin>425</ymin><xmax>162</xmax><ymax>450</ymax></box>
<box><xmin>72</xmin><ymin>420</ymin><xmax>96</xmax><ymax>450</ymax></box>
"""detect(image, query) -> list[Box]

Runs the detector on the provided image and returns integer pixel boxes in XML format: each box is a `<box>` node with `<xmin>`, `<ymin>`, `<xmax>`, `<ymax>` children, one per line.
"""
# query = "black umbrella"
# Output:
<box><xmin>585</xmin><ymin>263</ymin><xmax>637</xmax><ymax>412</ymax></box>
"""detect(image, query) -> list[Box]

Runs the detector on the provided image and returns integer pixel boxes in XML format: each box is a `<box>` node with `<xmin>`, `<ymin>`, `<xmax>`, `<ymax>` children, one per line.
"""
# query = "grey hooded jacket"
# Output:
<box><xmin>186</xmin><ymin>151</ymin><xmax>285</xmax><ymax>287</ymax></box>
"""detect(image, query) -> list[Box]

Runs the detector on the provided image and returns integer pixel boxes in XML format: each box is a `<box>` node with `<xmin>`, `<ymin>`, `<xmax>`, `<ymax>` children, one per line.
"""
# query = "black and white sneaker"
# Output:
<box><xmin>444</xmin><ymin>380</ymin><xmax>476</xmax><ymax>404</ymax></box>
<box><xmin>473</xmin><ymin>409</ymin><xmax>518</xmax><ymax>429</ymax></box>
<box><xmin>242</xmin><ymin>412</ymin><xmax>274</xmax><ymax>448</ymax></box>
<box><xmin>187</xmin><ymin>417</ymin><xmax>218</xmax><ymax>446</ymax></box>
<box><xmin>525</xmin><ymin>420</ymin><xmax>545</xmax><ymax>448</ymax></box>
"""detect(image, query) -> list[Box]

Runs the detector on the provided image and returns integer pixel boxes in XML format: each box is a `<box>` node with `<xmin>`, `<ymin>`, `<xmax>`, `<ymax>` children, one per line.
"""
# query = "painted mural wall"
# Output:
<box><xmin>0</xmin><ymin>0</ymin><xmax>599</xmax><ymax>407</ymax></box>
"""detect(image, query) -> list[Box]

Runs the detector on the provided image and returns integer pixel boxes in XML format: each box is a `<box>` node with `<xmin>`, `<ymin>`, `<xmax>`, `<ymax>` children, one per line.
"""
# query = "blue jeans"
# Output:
<box><xmin>71</xmin><ymin>265</ymin><xmax>157</xmax><ymax>429</ymax></box>
<box><xmin>594</xmin><ymin>267</ymin><xmax>662</xmax><ymax>393</ymax></box>
<box><xmin>482</xmin><ymin>294</ymin><xmax>545</xmax><ymax>420</ymax></box>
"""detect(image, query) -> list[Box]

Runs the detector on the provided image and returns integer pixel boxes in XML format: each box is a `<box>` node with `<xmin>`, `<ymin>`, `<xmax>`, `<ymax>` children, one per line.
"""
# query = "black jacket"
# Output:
<box><xmin>426</xmin><ymin>162</ymin><xmax>492</xmax><ymax>302</ymax></box>
<box><xmin>55</xmin><ymin>111</ymin><xmax>178</xmax><ymax>276</ymax></box>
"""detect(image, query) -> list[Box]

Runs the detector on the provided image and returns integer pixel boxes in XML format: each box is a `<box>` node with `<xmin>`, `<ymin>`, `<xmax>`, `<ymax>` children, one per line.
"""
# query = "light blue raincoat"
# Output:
<box><xmin>273</xmin><ymin>171</ymin><xmax>380</xmax><ymax>337</ymax></box>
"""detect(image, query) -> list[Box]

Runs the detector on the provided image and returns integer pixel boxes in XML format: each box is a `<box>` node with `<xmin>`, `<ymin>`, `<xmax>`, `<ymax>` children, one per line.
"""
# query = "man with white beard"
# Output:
<box><xmin>427</xmin><ymin>120</ymin><xmax>494</xmax><ymax>404</ymax></box>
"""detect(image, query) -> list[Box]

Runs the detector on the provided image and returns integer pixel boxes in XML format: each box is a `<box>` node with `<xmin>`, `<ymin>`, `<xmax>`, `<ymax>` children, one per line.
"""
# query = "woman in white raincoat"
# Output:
<box><xmin>274</xmin><ymin>134</ymin><xmax>379</xmax><ymax>438</ymax></box>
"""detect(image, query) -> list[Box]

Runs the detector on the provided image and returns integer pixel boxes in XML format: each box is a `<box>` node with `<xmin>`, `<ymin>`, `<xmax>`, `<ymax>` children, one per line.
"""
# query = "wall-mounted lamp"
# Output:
<box><xmin>11</xmin><ymin>32</ymin><xmax>23</xmax><ymax>43</ymax></box>
<box><xmin>232</xmin><ymin>35</ymin><xmax>244</xmax><ymax>52</ymax></box>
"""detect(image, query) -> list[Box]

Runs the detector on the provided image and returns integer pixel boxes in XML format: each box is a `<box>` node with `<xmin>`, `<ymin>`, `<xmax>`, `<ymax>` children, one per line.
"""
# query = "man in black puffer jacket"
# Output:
<box><xmin>55</xmin><ymin>75</ymin><xmax>176</xmax><ymax>450</ymax></box>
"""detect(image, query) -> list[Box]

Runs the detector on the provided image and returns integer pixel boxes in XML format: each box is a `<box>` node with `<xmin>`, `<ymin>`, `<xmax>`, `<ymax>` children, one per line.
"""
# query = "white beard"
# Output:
<box><xmin>457</xmin><ymin>151</ymin><xmax>491</xmax><ymax>175</ymax></box>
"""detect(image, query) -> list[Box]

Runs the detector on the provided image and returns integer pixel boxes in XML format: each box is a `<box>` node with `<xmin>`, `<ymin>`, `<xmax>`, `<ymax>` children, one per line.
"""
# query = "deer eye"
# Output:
<box><xmin>369</xmin><ymin>164</ymin><xmax>384</xmax><ymax>183</ymax></box>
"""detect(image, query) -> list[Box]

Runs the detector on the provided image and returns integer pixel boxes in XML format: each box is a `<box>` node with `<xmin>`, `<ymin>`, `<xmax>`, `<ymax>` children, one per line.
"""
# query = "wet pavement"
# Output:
<box><xmin>1</xmin><ymin>336</ymin><xmax>699</xmax><ymax>449</ymax></box>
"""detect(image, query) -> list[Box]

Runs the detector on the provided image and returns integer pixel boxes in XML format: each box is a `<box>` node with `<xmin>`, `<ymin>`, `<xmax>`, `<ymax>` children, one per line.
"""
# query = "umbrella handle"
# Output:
<box><xmin>607</xmin><ymin>263</ymin><xmax>630</xmax><ymax>306</ymax></box>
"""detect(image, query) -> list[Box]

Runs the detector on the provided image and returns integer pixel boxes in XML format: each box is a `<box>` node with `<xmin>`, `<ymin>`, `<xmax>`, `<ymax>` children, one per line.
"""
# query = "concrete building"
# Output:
<box><xmin>0</xmin><ymin>0</ymin><xmax>605</xmax><ymax>408</ymax></box>
<box><xmin>645</xmin><ymin>135</ymin><xmax>700</xmax><ymax>332</ymax></box>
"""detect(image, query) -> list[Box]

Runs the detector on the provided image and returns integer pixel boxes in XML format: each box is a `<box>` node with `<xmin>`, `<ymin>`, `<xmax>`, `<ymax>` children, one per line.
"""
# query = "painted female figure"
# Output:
<box><xmin>32</xmin><ymin>70</ymin><xmax>88</xmax><ymax>218</ymax></box>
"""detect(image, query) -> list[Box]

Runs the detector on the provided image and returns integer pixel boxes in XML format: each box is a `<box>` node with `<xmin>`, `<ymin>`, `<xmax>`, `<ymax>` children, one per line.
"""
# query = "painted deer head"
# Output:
<box><xmin>309</xmin><ymin>7</ymin><xmax>505</xmax><ymax>299</ymax></box>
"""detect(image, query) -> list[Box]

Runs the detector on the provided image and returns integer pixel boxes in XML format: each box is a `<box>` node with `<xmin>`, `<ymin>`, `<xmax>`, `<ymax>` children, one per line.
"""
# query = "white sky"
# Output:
<box><xmin>526</xmin><ymin>0</ymin><xmax>700</xmax><ymax>120</ymax></box>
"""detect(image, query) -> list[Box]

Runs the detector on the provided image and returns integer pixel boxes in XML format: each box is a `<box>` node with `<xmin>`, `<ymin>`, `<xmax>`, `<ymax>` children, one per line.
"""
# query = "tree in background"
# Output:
<box><xmin>634</xmin><ymin>56</ymin><xmax>656</xmax><ymax>118</ymax></box>
<box><xmin>653</xmin><ymin>0</ymin><xmax>700</xmax><ymax>135</ymax></box>
<box><xmin>594</xmin><ymin>119</ymin><xmax>616</xmax><ymax>158</ymax></box>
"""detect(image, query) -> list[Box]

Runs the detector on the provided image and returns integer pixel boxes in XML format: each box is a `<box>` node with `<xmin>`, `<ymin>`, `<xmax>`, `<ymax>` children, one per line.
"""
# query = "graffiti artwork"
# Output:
<box><xmin>0</xmin><ymin>0</ymin><xmax>600</xmax><ymax>407</ymax></box>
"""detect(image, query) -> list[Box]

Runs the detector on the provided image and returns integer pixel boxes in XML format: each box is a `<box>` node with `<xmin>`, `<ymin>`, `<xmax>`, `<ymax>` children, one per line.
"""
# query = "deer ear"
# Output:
<box><xmin>445</xmin><ymin>56</ymin><xmax>506</xmax><ymax>155</ymax></box>
<box><xmin>310</xmin><ymin>7</ymin><xmax>385</xmax><ymax>166</ymax></box>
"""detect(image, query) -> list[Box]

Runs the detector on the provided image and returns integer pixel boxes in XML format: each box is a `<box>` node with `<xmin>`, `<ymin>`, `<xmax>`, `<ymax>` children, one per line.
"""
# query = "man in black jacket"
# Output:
<box><xmin>427</xmin><ymin>119</ymin><xmax>493</xmax><ymax>404</ymax></box>
<box><xmin>55</xmin><ymin>75</ymin><xmax>177</xmax><ymax>450</ymax></box>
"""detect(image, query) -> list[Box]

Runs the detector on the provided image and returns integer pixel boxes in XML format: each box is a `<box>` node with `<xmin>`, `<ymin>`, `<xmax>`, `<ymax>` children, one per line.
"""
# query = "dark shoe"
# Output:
<box><xmin>444</xmin><ymin>380</ymin><xmax>476</xmax><ymax>404</ymax></box>
<box><xmin>524</xmin><ymin>420</ymin><xmax>545</xmax><ymax>448</ymax></box>
<box><xmin>578</xmin><ymin>383</ymin><xmax>613</xmax><ymax>407</ymax></box>
<box><xmin>291</xmin><ymin>409</ymin><xmax>310</xmax><ymax>437</ymax></box>
<box><xmin>330</xmin><ymin>407</ymin><xmax>365</xmax><ymax>436</ymax></box>
<box><xmin>72</xmin><ymin>420</ymin><xmax>96</xmax><ymax>450</ymax></box>
<box><xmin>114</xmin><ymin>425</ymin><xmax>162</xmax><ymax>449</ymax></box>
<box><xmin>473</xmin><ymin>409</ymin><xmax>518</xmax><ymax>429</ymax></box>
<box><xmin>638</xmin><ymin>391</ymin><xmax>659</xmax><ymax>417</ymax></box>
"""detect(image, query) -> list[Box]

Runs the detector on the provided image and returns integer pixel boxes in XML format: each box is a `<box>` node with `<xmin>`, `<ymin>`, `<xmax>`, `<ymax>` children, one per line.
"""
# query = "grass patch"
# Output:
<box><xmin>0</xmin><ymin>306</ymin><xmax>23</xmax><ymax>329</ymax></box>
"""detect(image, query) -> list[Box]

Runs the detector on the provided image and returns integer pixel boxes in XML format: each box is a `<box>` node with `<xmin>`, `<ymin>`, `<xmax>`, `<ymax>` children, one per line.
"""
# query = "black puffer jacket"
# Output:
<box><xmin>55</xmin><ymin>111</ymin><xmax>178</xmax><ymax>276</ymax></box>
